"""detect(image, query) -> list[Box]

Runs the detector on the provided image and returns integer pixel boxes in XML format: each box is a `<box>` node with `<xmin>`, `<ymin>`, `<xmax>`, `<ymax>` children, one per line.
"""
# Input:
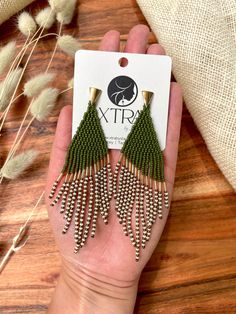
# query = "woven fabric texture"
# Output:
<box><xmin>137</xmin><ymin>0</ymin><xmax>236</xmax><ymax>189</ymax></box>
<box><xmin>0</xmin><ymin>0</ymin><xmax>35</xmax><ymax>25</ymax></box>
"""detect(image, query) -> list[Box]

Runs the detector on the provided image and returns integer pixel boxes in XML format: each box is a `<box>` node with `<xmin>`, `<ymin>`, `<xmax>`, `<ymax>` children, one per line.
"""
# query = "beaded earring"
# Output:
<box><xmin>113</xmin><ymin>91</ymin><xmax>169</xmax><ymax>261</ymax></box>
<box><xmin>49</xmin><ymin>87</ymin><xmax>113</xmax><ymax>253</ymax></box>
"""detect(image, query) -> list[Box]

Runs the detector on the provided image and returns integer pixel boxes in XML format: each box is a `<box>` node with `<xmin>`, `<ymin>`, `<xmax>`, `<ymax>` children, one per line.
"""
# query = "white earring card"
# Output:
<box><xmin>73</xmin><ymin>50</ymin><xmax>172</xmax><ymax>150</ymax></box>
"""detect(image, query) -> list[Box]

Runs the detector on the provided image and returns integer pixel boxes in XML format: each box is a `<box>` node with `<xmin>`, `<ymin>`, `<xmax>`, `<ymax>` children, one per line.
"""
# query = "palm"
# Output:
<box><xmin>45</xmin><ymin>25</ymin><xmax>182</xmax><ymax>283</ymax></box>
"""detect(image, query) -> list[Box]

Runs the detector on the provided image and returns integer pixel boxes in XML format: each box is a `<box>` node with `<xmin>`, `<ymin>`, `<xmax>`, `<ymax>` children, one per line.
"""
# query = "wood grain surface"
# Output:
<box><xmin>0</xmin><ymin>0</ymin><xmax>235</xmax><ymax>313</ymax></box>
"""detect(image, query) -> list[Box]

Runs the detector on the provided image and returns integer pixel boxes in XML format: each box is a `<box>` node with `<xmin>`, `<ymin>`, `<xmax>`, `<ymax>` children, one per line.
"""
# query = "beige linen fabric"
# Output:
<box><xmin>0</xmin><ymin>0</ymin><xmax>35</xmax><ymax>25</ymax></box>
<box><xmin>137</xmin><ymin>0</ymin><xmax>236</xmax><ymax>189</ymax></box>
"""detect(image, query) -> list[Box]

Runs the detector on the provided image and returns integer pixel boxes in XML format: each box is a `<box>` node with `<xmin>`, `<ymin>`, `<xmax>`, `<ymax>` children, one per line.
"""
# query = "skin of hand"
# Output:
<box><xmin>45</xmin><ymin>25</ymin><xmax>183</xmax><ymax>314</ymax></box>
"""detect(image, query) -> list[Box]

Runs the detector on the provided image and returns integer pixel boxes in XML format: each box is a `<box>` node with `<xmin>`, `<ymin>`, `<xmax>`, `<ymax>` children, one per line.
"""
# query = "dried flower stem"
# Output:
<box><xmin>0</xmin><ymin>10</ymin><xmax>54</xmax><ymax>132</ymax></box>
<box><xmin>9</xmin><ymin>117</ymin><xmax>34</xmax><ymax>158</ymax></box>
<box><xmin>1</xmin><ymin>88</ymin><xmax>58</xmax><ymax>178</ymax></box>
<box><xmin>0</xmin><ymin>33</ymin><xmax>57</xmax><ymax>107</ymax></box>
<box><xmin>2</xmin><ymin>28</ymin><xmax>60</xmax><ymax>164</ymax></box>
<box><xmin>0</xmin><ymin>191</ymin><xmax>45</xmax><ymax>274</ymax></box>
<box><xmin>6</xmin><ymin>26</ymin><xmax>49</xmax><ymax>83</ymax></box>
<box><xmin>1</xmin><ymin>10</ymin><xmax>64</xmax><ymax>183</ymax></box>
<box><xmin>0</xmin><ymin>41</ymin><xmax>40</xmax><ymax>132</ymax></box>
<box><xmin>46</xmin><ymin>22</ymin><xmax>63</xmax><ymax>73</ymax></box>
<box><xmin>11</xmin><ymin>92</ymin><xmax>24</xmax><ymax>103</ymax></box>
<box><xmin>0</xmin><ymin>33</ymin><xmax>59</xmax><ymax>126</ymax></box>
<box><xmin>1</xmin><ymin>78</ymin><xmax>56</xmax><ymax>178</ymax></box>
<box><xmin>1</xmin><ymin>22</ymin><xmax>46</xmax><ymax>89</ymax></box>
<box><xmin>60</xmin><ymin>86</ymin><xmax>72</xmax><ymax>94</ymax></box>
<box><xmin>27</xmin><ymin>32</ymin><xmax>59</xmax><ymax>46</ymax></box>
<box><xmin>3</xmin><ymin>79</ymin><xmax>58</xmax><ymax>165</ymax></box>
<box><xmin>0</xmin><ymin>92</ymin><xmax>25</xmax><ymax>122</ymax></box>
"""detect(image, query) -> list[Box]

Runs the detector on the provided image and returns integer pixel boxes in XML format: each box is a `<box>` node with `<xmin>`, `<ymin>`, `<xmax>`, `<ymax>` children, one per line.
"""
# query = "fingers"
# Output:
<box><xmin>147</xmin><ymin>43</ymin><xmax>165</xmax><ymax>55</ymax></box>
<box><xmin>99</xmin><ymin>25</ymin><xmax>151</xmax><ymax>54</ymax></box>
<box><xmin>124</xmin><ymin>24</ymin><xmax>150</xmax><ymax>53</ymax></box>
<box><xmin>99</xmin><ymin>30</ymin><xmax>120</xmax><ymax>51</ymax></box>
<box><xmin>164</xmin><ymin>82</ymin><xmax>183</xmax><ymax>186</ymax></box>
<box><xmin>145</xmin><ymin>41</ymin><xmax>182</xmax><ymax>189</ymax></box>
<box><xmin>145</xmin><ymin>43</ymin><xmax>182</xmax><ymax>189</ymax></box>
<box><xmin>45</xmin><ymin>105</ymin><xmax>72</xmax><ymax>197</ymax></box>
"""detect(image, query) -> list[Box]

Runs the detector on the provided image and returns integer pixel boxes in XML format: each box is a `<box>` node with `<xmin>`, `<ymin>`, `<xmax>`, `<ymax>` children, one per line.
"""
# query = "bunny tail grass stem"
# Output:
<box><xmin>0</xmin><ymin>191</ymin><xmax>44</xmax><ymax>274</ymax></box>
<box><xmin>2</xmin><ymin>13</ymin><xmax>49</xmax><ymax>90</ymax></box>
<box><xmin>0</xmin><ymin>23</ymin><xmax>51</xmax><ymax>102</ymax></box>
<box><xmin>0</xmin><ymin>32</ymin><xmax>58</xmax><ymax>112</ymax></box>
<box><xmin>59</xmin><ymin>86</ymin><xmax>72</xmax><ymax>95</ymax></box>
<box><xmin>4</xmin><ymin>81</ymin><xmax>58</xmax><ymax>165</ymax></box>
<box><xmin>11</xmin><ymin>92</ymin><xmax>24</xmax><ymax>104</ymax></box>
<box><xmin>0</xmin><ymin>31</ymin><xmax>57</xmax><ymax>113</ymax></box>
<box><xmin>0</xmin><ymin>23</ymin><xmax>47</xmax><ymax>97</ymax></box>
<box><xmin>1</xmin><ymin>31</ymin><xmax>59</xmax><ymax>88</ymax></box>
<box><xmin>19</xmin><ymin>33</ymin><xmax>59</xmax><ymax>52</ymax></box>
<box><xmin>46</xmin><ymin>22</ymin><xmax>63</xmax><ymax>73</ymax></box>
<box><xmin>10</xmin><ymin>24</ymin><xmax>49</xmax><ymax>73</ymax></box>
<box><xmin>0</xmin><ymin>32</ymin><xmax>57</xmax><ymax>106</ymax></box>
<box><xmin>3</xmin><ymin>87</ymin><xmax>58</xmax><ymax>174</ymax></box>
<box><xmin>10</xmin><ymin>117</ymin><xmax>34</xmax><ymax>158</ymax></box>
<box><xmin>0</xmin><ymin>11</ymin><xmax>54</xmax><ymax>133</ymax></box>
<box><xmin>0</xmin><ymin>92</ymin><xmax>24</xmax><ymax>122</ymax></box>
<box><xmin>29</xmin><ymin>33</ymin><xmax>59</xmax><ymax>44</ymax></box>
<box><xmin>21</xmin><ymin>191</ymin><xmax>45</xmax><ymax>229</ymax></box>
<box><xmin>0</xmin><ymin>32</ymin><xmax>58</xmax><ymax>120</ymax></box>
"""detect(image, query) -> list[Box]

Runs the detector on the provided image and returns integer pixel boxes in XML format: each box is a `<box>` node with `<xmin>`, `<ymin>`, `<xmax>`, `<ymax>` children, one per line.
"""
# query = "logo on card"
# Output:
<box><xmin>107</xmin><ymin>76</ymin><xmax>138</xmax><ymax>107</ymax></box>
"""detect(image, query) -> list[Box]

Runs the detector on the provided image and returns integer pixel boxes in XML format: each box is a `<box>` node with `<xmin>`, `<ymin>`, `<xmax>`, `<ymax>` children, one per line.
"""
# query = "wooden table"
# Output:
<box><xmin>0</xmin><ymin>1</ymin><xmax>235</xmax><ymax>313</ymax></box>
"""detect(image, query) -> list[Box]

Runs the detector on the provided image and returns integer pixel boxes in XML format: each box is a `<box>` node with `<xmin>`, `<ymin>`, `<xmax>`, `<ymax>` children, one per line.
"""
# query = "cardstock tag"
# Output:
<box><xmin>73</xmin><ymin>50</ymin><xmax>172</xmax><ymax>150</ymax></box>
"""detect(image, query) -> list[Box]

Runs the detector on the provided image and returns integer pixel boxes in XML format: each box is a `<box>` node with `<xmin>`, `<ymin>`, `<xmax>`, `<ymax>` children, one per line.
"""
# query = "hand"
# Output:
<box><xmin>46</xmin><ymin>25</ymin><xmax>183</xmax><ymax>314</ymax></box>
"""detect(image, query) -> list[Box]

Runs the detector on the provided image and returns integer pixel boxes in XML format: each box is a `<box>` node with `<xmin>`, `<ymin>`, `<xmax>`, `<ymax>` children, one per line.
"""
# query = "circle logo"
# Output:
<box><xmin>107</xmin><ymin>76</ymin><xmax>138</xmax><ymax>107</ymax></box>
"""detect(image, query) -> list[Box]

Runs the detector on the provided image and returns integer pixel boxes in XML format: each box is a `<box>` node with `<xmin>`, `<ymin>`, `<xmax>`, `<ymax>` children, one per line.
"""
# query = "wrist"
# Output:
<box><xmin>48</xmin><ymin>259</ymin><xmax>138</xmax><ymax>314</ymax></box>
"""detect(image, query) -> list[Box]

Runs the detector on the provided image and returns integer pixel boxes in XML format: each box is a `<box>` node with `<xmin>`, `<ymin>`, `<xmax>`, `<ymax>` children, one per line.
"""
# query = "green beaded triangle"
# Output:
<box><xmin>121</xmin><ymin>104</ymin><xmax>164</xmax><ymax>182</ymax></box>
<box><xmin>63</xmin><ymin>101</ymin><xmax>108</xmax><ymax>174</ymax></box>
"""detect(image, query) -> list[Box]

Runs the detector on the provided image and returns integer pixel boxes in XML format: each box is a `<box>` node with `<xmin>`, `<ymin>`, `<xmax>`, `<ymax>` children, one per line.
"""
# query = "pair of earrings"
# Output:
<box><xmin>49</xmin><ymin>87</ymin><xmax>169</xmax><ymax>261</ymax></box>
